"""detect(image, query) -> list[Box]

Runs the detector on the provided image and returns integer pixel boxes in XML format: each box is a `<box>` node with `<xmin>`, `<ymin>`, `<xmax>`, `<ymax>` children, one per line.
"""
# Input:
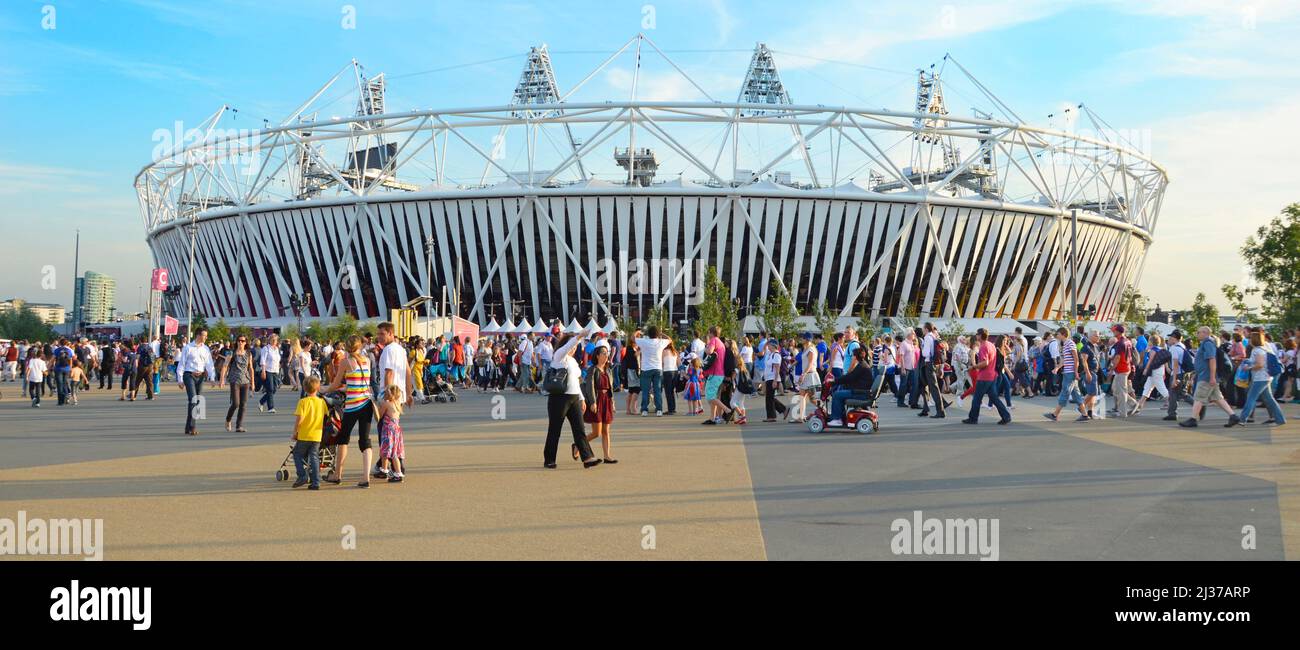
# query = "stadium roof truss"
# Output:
<box><xmin>136</xmin><ymin>35</ymin><xmax>1168</xmax><ymax>321</ymax></box>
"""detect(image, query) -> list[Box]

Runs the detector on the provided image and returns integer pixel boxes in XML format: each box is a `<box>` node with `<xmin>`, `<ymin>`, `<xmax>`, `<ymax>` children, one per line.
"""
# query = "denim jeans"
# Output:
<box><xmin>640</xmin><ymin>368</ymin><xmax>663</xmax><ymax>413</ymax></box>
<box><xmin>183</xmin><ymin>372</ymin><xmax>206</xmax><ymax>434</ymax></box>
<box><xmin>56</xmin><ymin>369</ymin><xmax>70</xmax><ymax>405</ymax></box>
<box><xmin>1240</xmin><ymin>379</ymin><xmax>1286</xmax><ymax>424</ymax></box>
<box><xmin>259</xmin><ymin>372</ymin><xmax>279</xmax><ymax>411</ymax></box>
<box><xmin>831</xmin><ymin>388</ymin><xmax>869</xmax><ymax>421</ymax></box>
<box><xmin>967</xmin><ymin>379</ymin><xmax>1010</xmax><ymax>422</ymax></box>
<box><xmin>292</xmin><ymin>440</ymin><xmax>321</xmax><ymax>486</ymax></box>
<box><xmin>29</xmin><ymin>380</ymin><xmax>41</xmax><ymax>406</ymax></box>
<box><xmin>1057</xmin><ymin>372</ymin><xmax>1080</xmax><ymax>407</ymax></box>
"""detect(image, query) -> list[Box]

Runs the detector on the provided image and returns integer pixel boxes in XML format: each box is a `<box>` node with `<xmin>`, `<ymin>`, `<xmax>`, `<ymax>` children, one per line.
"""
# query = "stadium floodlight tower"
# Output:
<box><xmin>726</xmin><ymin>43</ymin><xmax>818</xmax><ymax>186</ymax></box>
<box><xmin>481</xmin><ymin>45</ymin><xmax>586</xmax><ymax>184</ymax></box>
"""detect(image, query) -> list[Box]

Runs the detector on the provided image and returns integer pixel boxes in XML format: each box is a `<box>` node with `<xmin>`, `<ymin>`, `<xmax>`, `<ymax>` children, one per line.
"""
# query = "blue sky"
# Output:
<box><xmin>2</xmin><ymin>0</ymin><xmax>1298</xmax><ymax>314</ymax></box>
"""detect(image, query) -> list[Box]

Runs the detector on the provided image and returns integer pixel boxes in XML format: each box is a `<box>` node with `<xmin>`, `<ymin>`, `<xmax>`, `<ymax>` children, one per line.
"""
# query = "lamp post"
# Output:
<box><xmin>287</xmin><ymin>292</ymin><xmax>312</xmax><ymax>338</ymax></box>
<box><xmin>425</xmin><ymin>235</ymin><xmax>437</xmax><ymax>341</ymax></box>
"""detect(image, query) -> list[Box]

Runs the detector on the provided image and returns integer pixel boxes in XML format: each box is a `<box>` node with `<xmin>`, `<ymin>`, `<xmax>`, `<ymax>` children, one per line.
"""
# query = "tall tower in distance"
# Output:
<box><xmin>74</xmin><ymin>271</ymin><xmax>117</xmax><ymax>325</ymax></box>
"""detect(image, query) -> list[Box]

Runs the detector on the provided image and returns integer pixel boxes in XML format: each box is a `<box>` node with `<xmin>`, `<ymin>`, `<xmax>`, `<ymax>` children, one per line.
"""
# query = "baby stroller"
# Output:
<box><xmin>274</xmin><ymin>391</ymin><xmax>343</xmax><ymax>481</ymax></box>
<box><xmin>806</xmin><ymin>373</ymin><xmax>879</xmax><ymax>434</ymax></box>
<box><xmin>425</xmin><ymin>372</ymin><xmax>458</xmax><ymax>403</ymax></box>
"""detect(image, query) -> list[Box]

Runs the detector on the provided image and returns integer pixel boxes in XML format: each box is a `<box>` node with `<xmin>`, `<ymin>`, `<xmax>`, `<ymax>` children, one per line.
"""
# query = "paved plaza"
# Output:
<box><xmin>1</xmin><ymin>383</ymin><xmax>1298</xmax><ymax>560</ymax></box>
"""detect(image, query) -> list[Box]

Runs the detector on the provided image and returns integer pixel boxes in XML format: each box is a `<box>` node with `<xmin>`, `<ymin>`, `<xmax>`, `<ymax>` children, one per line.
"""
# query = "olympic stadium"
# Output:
<box><xmin>135</xmin><ymin>35</ymin><xmax>1168</xmax><ymax>329</ymax></box>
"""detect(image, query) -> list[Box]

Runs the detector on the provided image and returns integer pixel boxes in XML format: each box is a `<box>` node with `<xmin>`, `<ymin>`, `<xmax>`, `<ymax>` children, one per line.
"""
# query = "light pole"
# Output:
<box><xmin>425</xmin><ymin>235</ymin><xmax>437</xmax><ymax>341</ymax></box>
<box><xmin>288</xmin><ymin>292</ymin><xmax>312</xmax><ymax>338</ymax></box>
<box><xmin>185</xmin><ymin>217</ymin><xmax>197</xmax><ymax>339</ymax></box>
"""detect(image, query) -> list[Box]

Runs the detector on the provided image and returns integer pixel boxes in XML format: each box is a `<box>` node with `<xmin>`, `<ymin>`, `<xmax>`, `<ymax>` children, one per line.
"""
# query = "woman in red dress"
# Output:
<box><xmin>577</xmin><ymin>344</ymin><xmax>618</xmax><ymax>464</ymax></box>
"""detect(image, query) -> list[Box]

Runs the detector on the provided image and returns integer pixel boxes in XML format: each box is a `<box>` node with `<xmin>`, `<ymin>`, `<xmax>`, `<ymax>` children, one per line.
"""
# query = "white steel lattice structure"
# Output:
<box><xmin>136</xmin><ymin>36</ymin><xmax>1168</xmax><ymax>325</ymax></box>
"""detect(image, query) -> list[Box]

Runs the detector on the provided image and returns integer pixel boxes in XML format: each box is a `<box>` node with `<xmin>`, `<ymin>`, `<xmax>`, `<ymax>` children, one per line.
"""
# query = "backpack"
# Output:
<box><xmin>1215</xmin><ymin>345</ymin><xmax>1231</xmax><ymax>380</ymax></box>
<box><xmin>1147</xmin><ymin>347</ymin><xmax>1170</xmax><ymax>373</ymax></box>
<box><xmin>137</xmin><ymin>344</ymin><xmax>154</xmax><ymax>367</ymax></box>
<box><xmin>1266</xmin><ymin>350</ymin><xmax>1283</xmax><ymax>378</ymax></box>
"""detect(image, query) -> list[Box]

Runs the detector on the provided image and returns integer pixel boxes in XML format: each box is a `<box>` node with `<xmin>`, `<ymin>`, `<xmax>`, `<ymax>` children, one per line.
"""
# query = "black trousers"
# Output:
<box><xmin>226</xmin><ymin>383</ymin><xmax>249</xmax><ymax>428</ymax></box>
<box><xmin>99</xmin><ymin>363</ymin><xmax>114</xmax><ymax>389</ymax></box>
<box><xmin>919</xmin><ymin>362</ymin><xmax>945</xmax><ymax>416</ymax></box>
<box><xmin>183</xmin><ymin>372</ymin><xmax>205</xmax><ymax>434</ymax></box>
<box><xmin>544</xmin><ymin>393</ymin><xmax>593</xmax><ymax>464</ymax></box>
<box><xmin>764</xmin><ymin>379</ymin><xmax>787</xmax><ymax>419</ymax></box>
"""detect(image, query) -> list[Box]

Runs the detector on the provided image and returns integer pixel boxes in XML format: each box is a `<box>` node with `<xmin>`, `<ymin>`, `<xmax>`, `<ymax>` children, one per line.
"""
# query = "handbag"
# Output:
<box><xmin>542</xmin><ymin>366</ymin><xmax>569</xmax><ymax>393</ymax></box>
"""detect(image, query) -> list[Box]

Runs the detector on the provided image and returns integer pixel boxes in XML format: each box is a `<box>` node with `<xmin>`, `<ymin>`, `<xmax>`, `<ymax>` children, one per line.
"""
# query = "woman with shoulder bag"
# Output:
<box><xmin>543</xmin><ymin>332</ymin><xmax>600</xmax><ymax>469</ymax></box>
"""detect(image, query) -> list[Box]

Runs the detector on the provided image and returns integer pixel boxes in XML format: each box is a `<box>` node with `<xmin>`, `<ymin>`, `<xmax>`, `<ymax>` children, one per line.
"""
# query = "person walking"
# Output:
<box><xmin>962</xmin><ymin>328</ymin><xmax>1011</xmax><ymax>425</ymax></box>
<box><xmin>25</xmin><ymin>348</ymin><xmax>47</xmax><ymax>407</ymax></box>
<box><xmin>258</xmin><ymin>333</ymin><xmax>282</xmax><ymax>413</ymax></box>
<box><xmin>97</xmin><ymin>342</ymin><xmax>115</xmax><ymax>390</ymax></box>
<box><xmin>1108</xmin><ymin>325</ymin><xmax>1135</xmax><ymax>418</ymax></box>
<box><xmin>322</xmin><ymin>334</ymin><xmax>378</xmax><ymax>488</ymax></box>
<box><xmin>1043</xmin><ymin>328</ymin><xmax>1086</xmax><ymax>422</ymax></box>
<box><xmin>1179</xmin><ymin>327</ymin><xmax>1241</xmax><ymax>428</ymax></box>
<box><xmin>176</xmin><ymin>328</ymin><xmax>216</xmax><ymax>436</ymax></box>
<box><xmin>917</xmin><ymin>323</ymin><xmax>947</xmax><ymax>418</ymax></box>
<box><xmin>1130</xmin><ymin>334</ymin><xmax>1171</xmax><ymax>416</ymax></box>
<box><xmin>1236</xmin><ymin>331</ymin><xmax>1287</xmax><ymax>426</ymax></box>
<box><xmin>579</xmin><ymin>343</ymin><xmax>618</xmax><ymax>464</ymax></box>
<box><xmin>219</xmin><ymin>334</ymin><xmax>254</xmax><ymax>432</ymax></box>
<box><xmin>543</xmin><ymin>332</ymin><xmax>600</xmax><ymax>469</ymax></box>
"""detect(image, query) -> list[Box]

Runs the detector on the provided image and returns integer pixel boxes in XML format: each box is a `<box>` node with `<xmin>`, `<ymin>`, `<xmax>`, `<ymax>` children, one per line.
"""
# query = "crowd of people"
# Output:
<box><xmin>3</xmin><ymin>319</ymin><xmax>1295</xmax><ymax>484</ymax></box>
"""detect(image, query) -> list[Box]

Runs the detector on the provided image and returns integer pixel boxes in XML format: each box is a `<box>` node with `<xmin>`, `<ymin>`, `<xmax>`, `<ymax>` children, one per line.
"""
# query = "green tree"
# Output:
<box><xmin>1228</xmin><ymin>203</ymin><xmax>1300</xmax><ymax>329</ymax></box>
<box><xmin>234</xmin><ymin>324</ymin><xmax>253</xmax><ymax>343</ymax></box>
<box><xmin>327</xmin><ymin>314</ymin><xmax>361</xmax><ymax>342</ymax></box>
<box><xmin>642</xmin><ymin>304</ymin><xmax>670</xmax><ymax>337</ymax></box>
<box><xmin>895</xmin><ymin>301</ymin><xmax>921</xmax><ymax>333</ymax></box>
<box><xmin>304</xmin><ymin>320</ymin><xmax>327</xmax><ymax>342</ymax></box>
<box><xmin>812</xmin><ymin>300</ymin><xmax>838</xmax><ymax>340</ymax></box>
<box><xmin>692</xmin><ymin>266</ymin><xmax>739</xmax><ymax>340</ymax></box>
<box><xmin>755</xmin><ymin>283</ymin><xmax>799</xmax><ymax>342</ymax></box>
<box><xmin>281</xmin><ymin>323</ymin><xmax>302</xmax><ymax>340</ymax></box>
<box><xmin>190</xmin><ymin>311</ymin><xmax>208</xmax><ymax>333</ymax></box>
<box><xmin>0</xmin><ymin>306</ymin><xmax>55</xmax><ymax>342</ymax></box>
<box><xmin>855</xmin><ymin>305</ymin><xmax>876</xmax><ymax>343</ymax></box>
<box><xmin>1176</xmin><ymin>292</ymin><xmax>1221</xmax><ymax>335</ymax></box>
<box><xmin>1116</xmin><ymin>287</ymin><xmax>1149</xmax><ymax>329</ymax></box>
<box><xmin>208</xmin><ymin>319</ymin><xmax>231</xmax><ymax>344</ymax></box>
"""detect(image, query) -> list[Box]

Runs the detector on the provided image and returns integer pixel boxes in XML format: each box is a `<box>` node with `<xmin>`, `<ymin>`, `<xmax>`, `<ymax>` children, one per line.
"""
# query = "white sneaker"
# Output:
<box><xmin>640</xmin><ymin>411</ymin><xmax>648</xmax><ymax>417</ymax></box>
<box><xmin>827</xmin><ymin>419</ymin><xmax>844</xmax><ymax>427</ymax></box>
<box><xmin>656</xmin><ymin>411</ymin><xmax>663</xmax><ymax>417</ymax></box>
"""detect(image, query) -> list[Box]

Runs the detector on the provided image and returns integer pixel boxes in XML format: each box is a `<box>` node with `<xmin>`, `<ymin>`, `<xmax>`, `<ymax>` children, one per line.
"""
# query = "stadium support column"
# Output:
<box><xmin>1070</xmin><ymin>208</ymin><xmax>1078</xmax><ymax>321</ymax></box>
<box><xmin>186</xmin><ymin>215</ymin><xmax>197</xmax><ymax>339</ymax></box>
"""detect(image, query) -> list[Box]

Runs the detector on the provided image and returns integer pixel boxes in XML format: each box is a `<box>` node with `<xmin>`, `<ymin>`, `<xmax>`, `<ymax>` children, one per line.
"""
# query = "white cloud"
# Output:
<box><xmin>1136</xmin><ymin>94</ymin><xmax>1300</xmax><ymax>308</ymax></box>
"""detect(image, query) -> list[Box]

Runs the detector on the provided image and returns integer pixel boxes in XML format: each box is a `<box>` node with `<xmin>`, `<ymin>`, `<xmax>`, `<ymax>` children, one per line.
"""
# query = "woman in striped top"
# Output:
<box><xmin>323</xmin><ymin>335</ymin><xmax>376</xmax><ymax>487</ymax></box>
<box><xmin>1044</xmin><ymin>328</ymin><xmax>1087</xmax><ymax>422</ymax></box>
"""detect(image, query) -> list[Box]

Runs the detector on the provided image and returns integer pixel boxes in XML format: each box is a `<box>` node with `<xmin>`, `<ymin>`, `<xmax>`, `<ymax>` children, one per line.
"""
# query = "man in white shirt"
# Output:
<box><xmin>691</xmin><ymin>336</ymin><xmax>705</xmax><ymax>360</ymax></box>
<box><xmin>536</xmin><ymin>337</ymin><xmax>554</xmax><ymax>369</ymax></box>
<box><xmin>635</xmin><ymin>326</ymin><xmax>671</xmax><ymax>416</ymax></box>
<box><xmin>918</xmin><ymin>323</ymin><xmax>946</xmax><ymax>418</ymax></box>
<box><xmin>258</xmin><ymin>333</ymin><xmax>282</xmax><ymax>413</ymax></box>
<box><xmin>516</xmin><ymin>335</ymin><xmax>536</xmax><ymax>392</ymax></box>
<box><xmin>378</xmin><ymin>322</ymin><xmax>411</xmax><ymax>406</ymax></box>
<box><xmin>1047</xmin><ymin>335</ymin><xmax>1062</xmax><ymax>395</ymax></box>
<box><xmin>25</xmin><ymin>352</ymin><xmax>47</xmax><ymax>407</ymax></box>
<box><xmin>176</xmin><ymin>327</ymin><xmax>216</xmax><ymax>435</ymax></box>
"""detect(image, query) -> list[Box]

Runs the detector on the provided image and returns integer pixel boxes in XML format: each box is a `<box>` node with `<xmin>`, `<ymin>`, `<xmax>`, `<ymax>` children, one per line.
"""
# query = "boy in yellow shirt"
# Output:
<box><xmin>291</xmin><ymin>376</ymin><xmax>327</xmax><ymax>489</ymax></box>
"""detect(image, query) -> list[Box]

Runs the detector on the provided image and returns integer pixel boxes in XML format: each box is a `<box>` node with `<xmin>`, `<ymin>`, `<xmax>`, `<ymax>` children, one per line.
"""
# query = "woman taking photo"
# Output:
<box><xmin>578</xmin><ymin>344</ymin><xmax>618</xmax><ymax>464</ymax></box>
<box><xmin>543</xmin><ymin>332</ymin><xmax>599</xmax><ymax>469</ymax></box>
<box><xmin>219</xmin><ymin>335</ymin><xmax>254</xmax><ymax>432</ymax></box>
